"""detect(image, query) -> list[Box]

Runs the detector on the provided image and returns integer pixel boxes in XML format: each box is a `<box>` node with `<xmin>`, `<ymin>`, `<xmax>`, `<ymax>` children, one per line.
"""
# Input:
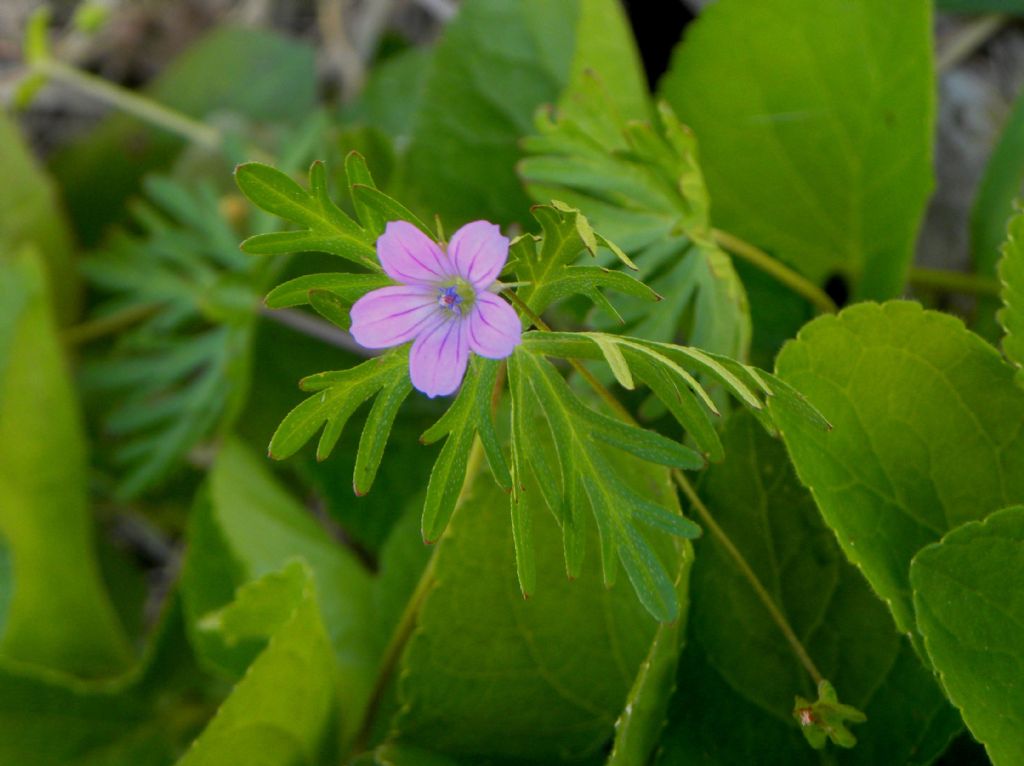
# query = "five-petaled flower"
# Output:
<box><xmin>349</xmin><ymin>220</ymin><xmax>522</xmax><ymax>398</ymax></box>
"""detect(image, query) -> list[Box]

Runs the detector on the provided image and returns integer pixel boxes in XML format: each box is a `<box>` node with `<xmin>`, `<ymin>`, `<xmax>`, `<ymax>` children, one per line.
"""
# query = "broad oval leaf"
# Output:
<box><xmin>911</xmin><ymin>507</ymin><xmax>1024</xmax><ymax>766</ymax></box>
<box><xmin>773</xmin><ymin>301</ymin><xmax>1024</xmax><ymax>644</ymax></box>
<box><xmin>660</xmin><ymin>0</ymin><xmax>935</xmax><ymax>299</ymax></box>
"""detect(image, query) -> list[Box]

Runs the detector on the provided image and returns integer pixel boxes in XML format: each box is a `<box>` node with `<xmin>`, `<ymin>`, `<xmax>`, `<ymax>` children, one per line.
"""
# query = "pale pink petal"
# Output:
<box><xmin>349</xmin><ymin>285</ymin><xmax>439</xmax><ymax>349</ymax></box>
<box><xmin>448</xmin><ymin>220</ymin><xmax>509</xmax><ymax>289</ymax></box>
<box><xmin>409</xmin><ymin>315</ymin><xmax>469</xmax><ymax>398</ymax></box>
<box><xmin>378</xmin><ymin>221</ymin><xmax>452</xmax><ymax>285</ymax></box>
<box><xmin>467</xmin><ymin>292</ymin><xmax>521</xmax><ymax>359</ymax></box>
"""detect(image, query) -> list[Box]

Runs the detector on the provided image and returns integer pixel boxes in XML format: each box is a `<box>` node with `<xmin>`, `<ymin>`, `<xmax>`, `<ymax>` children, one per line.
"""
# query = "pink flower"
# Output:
<box><xmin>349</xmin><ymin>220</ymin><xmax>522</xmax><ymax>398</ymax></box>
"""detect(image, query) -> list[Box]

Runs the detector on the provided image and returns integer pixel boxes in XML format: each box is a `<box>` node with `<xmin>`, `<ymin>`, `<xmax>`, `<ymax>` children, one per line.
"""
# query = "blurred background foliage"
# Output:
<box><xmin>0</xmin><ymin>0</ymin><xmax>1022</xmax><ymax>764</ymax></box>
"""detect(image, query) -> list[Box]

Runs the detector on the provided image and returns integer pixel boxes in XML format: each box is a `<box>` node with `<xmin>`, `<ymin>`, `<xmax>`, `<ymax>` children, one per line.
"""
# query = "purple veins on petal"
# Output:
<box><xmin>467</xmin><ymin>292</ymin><xmax>521</xmax><ymax>359</ymax></box>
<box><xmin>448</xmin><ymin>220</ymin><xmax>509</xmax><ymax>289</ymax></box>
<box><xmin>377</xmin><ymin>220</ymin><xmax>453</xmax><ymax>286</ymax></box>
<box><xmin>409</xmin><ymin>314</ymin><xmax>470</xmax><ymax>398</ymax></box>
<box><xmin>349</xmin><ymin>285</ymin><xmax>439</xmax><ymax>349</ymax></box>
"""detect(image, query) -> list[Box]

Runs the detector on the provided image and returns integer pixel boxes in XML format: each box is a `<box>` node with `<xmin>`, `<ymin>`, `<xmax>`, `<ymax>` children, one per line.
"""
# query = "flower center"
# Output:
<box><xmin>437</xmin><ymin>279</ymin><xmax>475</xmax><ymax>316</ymax></box>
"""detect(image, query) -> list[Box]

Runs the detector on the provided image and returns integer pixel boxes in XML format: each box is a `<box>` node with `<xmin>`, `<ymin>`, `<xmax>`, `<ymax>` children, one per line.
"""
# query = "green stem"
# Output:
<box><xmin>34</xmin><ymin>58</ymin><xmax>222</xmax><ymax>151</ymax></box>
<box><xmin>908</xmin><ymin>267</ymin><xmax>1002</xmax><ymax>298</ymax></box>
<box><xmin>712</xmin><ymin>228</ymin><xmax>837</xmax><ymax>315</ymax></box>
<box><xmin>673</xmin><ymin>471</ymin><xmax>825</xmax><ymax>687</ymax></box>
<box><xmin>936</xmin><ymin>14</ymin><xmax>1008</xmax><ymax>73</ymax></box>
<box><xmin>61</xmin><ymin>303</ymin><xmax>158</xmax><ymax>346</ymax></box>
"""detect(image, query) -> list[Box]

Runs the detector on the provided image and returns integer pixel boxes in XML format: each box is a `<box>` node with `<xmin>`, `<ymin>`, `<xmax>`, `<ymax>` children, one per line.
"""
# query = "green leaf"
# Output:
<box><xmin>0</xmin><ymin>248</ymin><xmax>132</xmax><ymax>676</ymax></box>
<box><xmin>660</xmin><ymin>0</ymin><xmax>935</xmax><ymax>299</ymax></box>
<box><xmin>343</xmin><ymin>47</ymin><xmax>433</xmax><ymax>142</ymax></box>
<box><xmin>264</xmin><ymin>272</ymin><xmax>393</xmax><ymax>309</ymax></box>
<box><xmin>268</xmin><ymin>350</ymin><xmax>407</xmax><ymax>462</ymax></box>
<box><xmin>82</xmin><ymin>177</ymin><xmax>259</xmax><ymax>497</ymax></box>
<box><xmin>391</xmin><ymin>465</ymin><xmax>682</xmax><ymax>762</ymax></box>
<box><xmin>181</xmin><ymin>438</ymin><xmax>376</xmax><ymax>746</ymax></box>
<box><xmin>658</xmin><ymin>412</ymin><xmax>960</xmax><ymax>765</ymax></box>
<box><xmin>911</xmin><ymin>506</ymin><xmax>1024</xmax><ymax>766</ymax></box>
<box><xmin>0</xmin><ymin>599</ymin><xmax>208</xmax><ymax>766</ymax></box>
<box><xmin>607</xmin><ymin>540</ymin><xmax>693</xmax><ymax>766</ymax></box>
<box><xmin>237</xmin><ymin>161</ymin><xmax>378</xmax><ymax>268</ymax></box>
<box><xmin>51</xmin><ymin>25</ymin><xmax>317</xmax><ymax>246</ymax></box>
<box><xmin>178</xmin><ymin>562</ymin><xmax>337</xmax><ymax>766</ymax></box>
<box><xmin>773</xmin><ymin>301</ymin><xmax>1024</xmax><ymax>644</ymax></box>
<box><xmin>514</xmin><ymin>203</ymin><xmax>659</xmax><ymax>317</ymax></box>
<box><xmin>522</xmin><ymin>87</ymin><xmax>751</xmax><ymax>357</ymax></box>
<box><xmin>399</xmin><ymin>0</ymin><xmax>578</xmax><ymax>225</ymax></box>
<box><xmin>999</xmin><ymin>207</ymin><xmax>1024</xmax><ymax>384</ymax></box>
<box><xmin>421</xmin><ymin>358</ymin><xmax>510</xmax><ymax>543</ymax></box>
<box><xmin>0</xmin><ymin>111</ymin><xmax>77</xmax><ymax>323</ymax></box>
<box><xmin>509</xmin><ymin>348</ymin><xmax>700</xmax><ymax>620</ymax></box>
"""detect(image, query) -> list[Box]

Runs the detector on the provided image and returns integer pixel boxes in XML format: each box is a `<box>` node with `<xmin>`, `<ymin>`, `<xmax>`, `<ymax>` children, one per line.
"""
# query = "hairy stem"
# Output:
<box><xmin>33</xmin><ymin>58</ymin><xmax>222</xmax><ymax>150</ymax></box>
<box><xmin>509</xmin><ymin>288</ymin><xmax>827</xmax><ymax>688</ymax></box>
<box><xmin>711</xmin><ymin>228</ymin><xmax>837</xmax><ymax>315</ymax></box>
<box><xmin>673</xmin><ymin>470</ymin><xmax>825</xmax><ymax>686</ymax></box>
<box><xmin>62</xmin><ymin>303</ymin><xmax>158</xmax><ymax>346</ymax></box>
<box><xmin>908</xmin><ymin>266</ymin><xmax>1002</xmax><ymax>298</ymax></box>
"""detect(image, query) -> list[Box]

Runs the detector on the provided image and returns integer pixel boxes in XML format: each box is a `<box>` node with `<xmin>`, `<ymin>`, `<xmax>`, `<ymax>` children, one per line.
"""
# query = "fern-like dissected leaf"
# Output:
<box><xmin>509</xmin><ymin>348</ymin><xmax>701</xmax><ymax>621</ymax></box>
<box><xmin>999</xmin><ymin>207</ymin><xmax>1024</xmax><ymax>385</ymax></box>
<box><xmin>520</xmin><ymin>78</ymin><xmax>750</xmax><ymax>359</ymax></box>
<box><xmin>236</xmin><ymin>160</ymin><xmax>378</xmax><ymax>268</ymax></box>
<box><xmin>521</xmin><ymin>330</ymin><xmax>829</xmax><ymax>454</ymax></box>
<box><xmin>82</xmin><ymin>177</ymin><xmax>262</xmax><ymax>497</ymax></box>
<box><xmin>514</xmin><ymin>203</ymin><xmax>656</xmax><ymax>318</ymax></box>
<box><xmin>269</xmin><ymin>349</ymin><xmax>408</xmax><ymax>465</ymax></box>
<box><xmin>420</xmin><ymin>358</ymin><xmax>510</xmax><ymax>544</ymax></box>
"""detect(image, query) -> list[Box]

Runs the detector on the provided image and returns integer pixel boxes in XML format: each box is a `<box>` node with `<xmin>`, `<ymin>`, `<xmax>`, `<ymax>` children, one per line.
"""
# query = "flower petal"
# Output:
<box><xmin>378</xmin><ymin>221</ymin><xmax>452</xmax><ymax>285</ymax></box>
<box><xmin>467</xmin><ymin>292</ymin><xmax>521</xmax><ymax>359</ymax></box>
<box><xmin>409</xmin><ymin>315</ymin><xmax>469</xmax><ymax>398</ymax></box>
<box><xmin>349</xmin><ymin>285</ymin><xmax>439</xmax><ymax>349</ymax></box>
<box><xmin>448</xmin><ymin>220</ymin><xmax>509</xmax><ymax>288</ymax></box>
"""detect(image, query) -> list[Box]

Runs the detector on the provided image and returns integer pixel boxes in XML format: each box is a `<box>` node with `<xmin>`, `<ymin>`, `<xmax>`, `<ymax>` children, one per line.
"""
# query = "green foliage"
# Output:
<box><xmin>236</xmin><ymin>160</ymin><xmax>380</xmax><ymax>268</ymax></box>
<box><xmin>420</xmin><ymin>358</ymin><xmax>509</xmax><ymax>543</ymax></box>
<box><xmin>390</xmin><ymin>467</ymin><xmax>681</xmax><ymax>763</ymax></box>
<box><xmin>267</xmin><ymin>350</ymin><xmax>409</xmax><ymax>465</ymax></box>
<box><xmin>181</xmin><ymin>438</ymin><xmax>377</xmax><ymax>746</ymax></box>
<box><xmin>773</xmin><ymin>301</ymin><xmax>1024</xmax><ymax>645</ymax></box>
<box><xmin>509</xmin><ymin>348</ymin><xmax>701</xmax><ymax>620</ymax></box>
<box><xmin>0</xmin><ymin>600</ymin><xmax>207</xmax><ymax>766</ymax></box>
<box><xmin>82</xmin><ymin>176</ymin><xmax>261</xmax><ymax>497</ymax></box>
<box><xmin>514</xmin><ymin>202</ymin><xmax>657</xmax><ymax>316</ymax></box>
<box><xmin>522</xmin><ymin>86</ymin><xmax>750</xmax><ymax>358</ymax></box>
<box><xmin>51</xmin><ymin>25</ymin><xmax>317</xmax><ymax>245</ymax></box>
<box><xmin>179</xmin><ymin>562</ymin><xmax>337</xmax><ymax>766</ymax></box>
<box><xmin>607</xmin><ymin>540</ymin><xmax>692</xmax><ymax>766</ymax></box>
<box><xmin>240</xmin><ymin>156</ymin><xmax>781</xmax><ymax>621</ymax></box>
<box><xmin>399</xmin><ymin>0</ymin><xmax>577</xmax><ymax>226</ymax></box>
<box><xmin>0</xmin><ymin>249</ymin><xmax>132</xmax><ymax>676</ymax></box>
<box><xmin>10</xmin><ymin>4</ymin><xmax>1021</xmax><ymax>763</ymax></box>
<box><xmin>659</xmin><ymin>412</ymin><xmax>960</xmax><ymax>765</ymax></box>
<box><xmin>911</xmin><ymin>507</ymin><xmax>1024</xmax><ymax>766</ymax></box>
<box><xmin>660</xmin><ymin>0</ymin><xmax>935</xmax><ymax>299</ymax></box>
<box><xmin>999</xmin><ymin>208</ymin><xmax>1024</xmax><ymax>383</ymax></box>
<box><xmin>0</xmin><ymin>112</ymin><xmax>78</xmax><ymax>323</ymax></box>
